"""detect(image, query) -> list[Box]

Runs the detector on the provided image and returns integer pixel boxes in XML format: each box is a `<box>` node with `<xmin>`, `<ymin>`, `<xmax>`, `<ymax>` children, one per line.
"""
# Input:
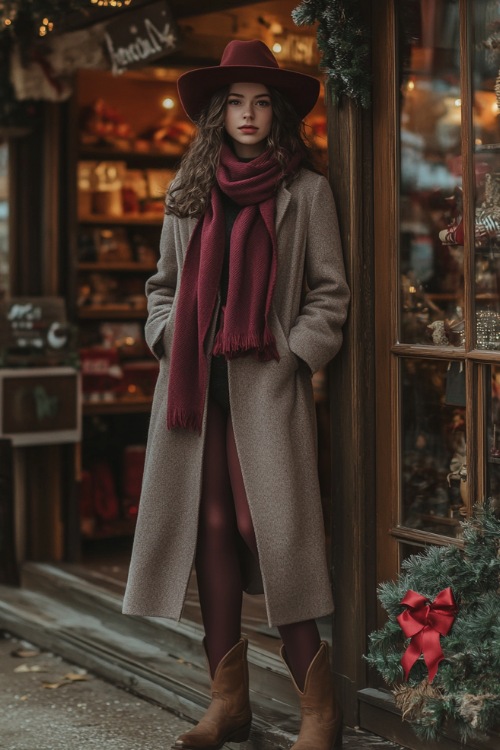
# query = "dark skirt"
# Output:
<box><xmin>209</xmin><ymin>355</ymin><xmax>230</xmax><ymax>414</ymax></box>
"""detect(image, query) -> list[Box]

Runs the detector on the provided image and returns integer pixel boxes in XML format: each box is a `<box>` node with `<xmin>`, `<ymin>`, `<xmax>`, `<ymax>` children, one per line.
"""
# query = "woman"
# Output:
<box><xmin>123</xmin><ymin>39</ymin><xmax>350</xmax><ymax>750</ymax></box>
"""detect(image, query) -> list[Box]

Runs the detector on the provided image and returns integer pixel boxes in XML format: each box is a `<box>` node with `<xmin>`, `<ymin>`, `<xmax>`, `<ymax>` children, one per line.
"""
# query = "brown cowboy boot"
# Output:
<box><xmin>172</xmin><ymin>638</ymin><xmax>252</xmax><ymax>750</ymax></box>
<box><xmin>281</xmin><ymin>641</ymin><xmax>342</xmax><ymax>749</ymax></box>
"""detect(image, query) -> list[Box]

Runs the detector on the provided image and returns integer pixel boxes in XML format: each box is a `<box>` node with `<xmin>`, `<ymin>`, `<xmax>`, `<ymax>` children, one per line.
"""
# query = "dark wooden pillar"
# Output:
<box><xmin>0</xmin><ymin>439</ymin><xmax>18</xmax><ymax>584</ymax></box>
<box><xmin>327</xmin><ymin>21</ymin><xmax>376</xmax><ymax>724</ymax></box>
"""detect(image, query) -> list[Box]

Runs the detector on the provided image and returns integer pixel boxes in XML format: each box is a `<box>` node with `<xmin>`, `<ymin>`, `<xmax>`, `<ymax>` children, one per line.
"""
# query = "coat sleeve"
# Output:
<box><xmin>288</xmin><ymin>175</ymin><xmax>350</xmax><ymax>374</ymax></box>
<box><xmin>144</xmin><ymin>212</ymin><xmax>178</xmax><ymax>360</ymax></box>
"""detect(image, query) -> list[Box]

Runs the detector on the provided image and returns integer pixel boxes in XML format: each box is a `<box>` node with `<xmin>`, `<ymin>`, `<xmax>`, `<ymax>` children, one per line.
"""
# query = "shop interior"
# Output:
<box><xmin>65</xmin><ymin>0</ymin><xmax>332</xmax><ymax>652</ymax></box>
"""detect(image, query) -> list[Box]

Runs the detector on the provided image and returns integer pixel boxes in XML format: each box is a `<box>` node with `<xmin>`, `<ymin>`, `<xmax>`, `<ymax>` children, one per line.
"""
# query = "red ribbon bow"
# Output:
<box><xmin>397</xmin><ymin>587</ymin><xmax>457</xmax><ymax>682</ymax></box>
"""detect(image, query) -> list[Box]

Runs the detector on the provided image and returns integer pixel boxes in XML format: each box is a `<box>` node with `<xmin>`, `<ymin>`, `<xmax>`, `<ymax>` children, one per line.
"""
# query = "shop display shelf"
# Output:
<box><xmin>426</xmin><ymin>292</ymin><xmax>459</xmax><ymax>301</ymax></box>
<box><xmin>78</xmin><ymin>262</ymin><xmax>157</xmax><ymax>272</ymax></box>
<box><xmin>79</xmin><ymin>214</ymin><xmax>164</xmax><ymax>226</ymax></box>
<box><xmin>78</xmin><ymin>307</ymin><xmax>147</xmax><ymax>319</ymax></box>
<box><xmin>79</xmin><ymin>146</ymin><xmax>181</xmax><ymax>168</ymax></box>
<box><xmin>82</xmin><ymin>517</ymin><xmax>137</xmax><ymax>541</ymax></box>
<box><xmin>475</xmin><ymin>143</ymin><xmax>500</xmax><ymax>153</ymax></box>
<box><xmin>83</xmin><ymin>397</ymin><xmax>153</xmax><ymax>415</ymax></box>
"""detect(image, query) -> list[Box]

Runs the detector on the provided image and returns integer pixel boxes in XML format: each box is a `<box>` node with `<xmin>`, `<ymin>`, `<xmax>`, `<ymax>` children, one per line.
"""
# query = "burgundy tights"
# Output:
<box><xmin>195</xmin><ymin>399</ymin><xmax>320</xmax><ymax>690</ymax></box>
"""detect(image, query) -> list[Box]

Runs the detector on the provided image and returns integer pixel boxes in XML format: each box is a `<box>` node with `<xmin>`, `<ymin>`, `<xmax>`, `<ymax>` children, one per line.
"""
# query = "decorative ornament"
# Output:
<box><xmin>397</xmin><ymin>587</ymin><xmax>458</xmax><ymax>682</ymax></box>
<box><xmin>292</xmin><ymin>0</ymin><xmax>370</xmax><ymax>108</ymax></box>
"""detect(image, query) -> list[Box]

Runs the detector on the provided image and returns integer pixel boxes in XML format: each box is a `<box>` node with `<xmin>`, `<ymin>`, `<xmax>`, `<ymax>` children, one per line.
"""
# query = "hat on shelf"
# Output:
<box><xmin>177</xmin><ymin>39</ymin><xmax>320</xmax><ymax>122</ymax></box>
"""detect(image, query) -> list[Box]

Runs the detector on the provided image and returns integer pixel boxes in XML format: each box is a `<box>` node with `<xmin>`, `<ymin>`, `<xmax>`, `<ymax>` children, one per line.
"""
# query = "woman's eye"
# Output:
<box><xmin>227</xmin><ymin>99</ymin><xmax>241</xmax><ymax>105</ymax></box>
<box><xmin>256</xmin><ymin>100</ymin><xmax>270</xmax><ymax>107</ymax></box>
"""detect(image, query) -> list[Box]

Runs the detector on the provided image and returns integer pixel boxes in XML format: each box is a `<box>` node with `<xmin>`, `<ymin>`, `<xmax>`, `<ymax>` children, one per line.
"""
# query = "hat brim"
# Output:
<box><xmin>177</xmin><ymin>64</ymin><xmax>320</xmax><ymax>122</ymax></box>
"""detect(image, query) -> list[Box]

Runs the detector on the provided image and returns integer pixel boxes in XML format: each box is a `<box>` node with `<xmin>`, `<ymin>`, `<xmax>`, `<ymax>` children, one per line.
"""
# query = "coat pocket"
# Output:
<box><xmin>161</xmin><ymin>309</ymin><xmax>176</xmax><ymax>359</ymax></box>
<box><xmin>270</xmin><ymin>307</ymin><xmax>298</xmax><ymax>371</ymax></box>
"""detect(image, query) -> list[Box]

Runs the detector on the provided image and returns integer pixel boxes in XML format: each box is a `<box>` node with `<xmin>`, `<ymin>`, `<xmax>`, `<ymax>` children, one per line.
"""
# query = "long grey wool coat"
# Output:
<box><xmin>122</xmin><ymin>168</ymin><xmax>350</xmax><ymax>627</ymax></box>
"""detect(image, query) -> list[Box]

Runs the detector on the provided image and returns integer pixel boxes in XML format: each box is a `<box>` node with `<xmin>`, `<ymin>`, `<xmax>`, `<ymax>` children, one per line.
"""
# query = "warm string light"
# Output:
<box><xmin>0</xmin><ymin>1</ymin><xmax>134</xmax><ymax>34</ymax></box>
<box><xmin>91</xmin><ymin>0</ymin><xmax>133</xmax><ymax>6</ymax></box>
<box><xmin>0</xmin><ymin>1</ymin><xmax>17</xmax><ymax>28</ymax></box>
<box><xmin>39</xmin><ymin>17</ymin><xmax>54</xmax><ymax>36</ymax></box>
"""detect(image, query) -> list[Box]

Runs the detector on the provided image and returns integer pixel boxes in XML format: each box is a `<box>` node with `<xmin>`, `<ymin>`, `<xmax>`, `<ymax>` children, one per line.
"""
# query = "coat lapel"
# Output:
<box><xmin>276</xmin><ymin>185</ymin><xmax>292</xmax><ymax>234</ymax></box>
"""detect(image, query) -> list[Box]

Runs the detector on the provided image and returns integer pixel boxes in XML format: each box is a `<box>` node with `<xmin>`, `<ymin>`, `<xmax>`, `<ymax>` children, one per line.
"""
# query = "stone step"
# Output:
<box><xmin>0</xmin><ymin>562</ymin><xmax>300</xmax><ymax>749</ymax></box>
<box><xmin>19</xmin><ymin>562</ymin><xmax>297</xmax><ymax>712</ymax></box>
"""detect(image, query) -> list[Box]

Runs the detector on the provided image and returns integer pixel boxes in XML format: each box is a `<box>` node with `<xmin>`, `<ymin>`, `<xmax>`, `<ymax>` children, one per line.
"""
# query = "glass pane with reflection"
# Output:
<box><xmin>485</xmin><ymin>365</ymin><xmax>500</xmax><ymax>512</ymax></box>
<box><xmin>398</xmin><ymin>0</ymin><xmax>464</xmax><ymax>345</ymax></box>
<box><xmin>401</xmin><ymin>358</ymin><xmax>466</xmax><ymax>538</ymax></box>
<box><xmin>0</xmin><ymin>143</ymin><xmax>8</xmax><ymax>300</ymax></box>
<box><xmin>472</xmin><ymin>2</ymin><xmax>500</xmax><ymax>350</ymax></box>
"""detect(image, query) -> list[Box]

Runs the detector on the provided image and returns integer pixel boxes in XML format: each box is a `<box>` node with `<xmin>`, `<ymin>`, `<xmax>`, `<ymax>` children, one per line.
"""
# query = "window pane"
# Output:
<box><xmin>486</xmin><ymin>365</ymin><xmax>500</xmax><ymax>509</ymax></box>
<box><xmin>472</xmin><ymin>2</ymin><xmax>500</xmax><ymax>350</ymax></box>
<box><xmin>399</xmin><ymin>1</ymin><xmax>464</xmax><ymax>345</ymax></box>
<box><xmin>0</xmin><ymin>143</ymin><xmax>8</xmax><ymax>300</ymax></box>
<box><xmin>401</xmin><ymin>358</ymin><xmax>465</xmax><ymax>537</ymax></box>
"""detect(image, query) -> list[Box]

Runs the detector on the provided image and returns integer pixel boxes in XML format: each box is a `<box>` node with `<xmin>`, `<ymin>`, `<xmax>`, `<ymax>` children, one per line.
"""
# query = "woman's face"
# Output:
<box><xmin>224</xmin><ymin>82</ymin><xmax>273</xmax><ymax>158</ymax></box>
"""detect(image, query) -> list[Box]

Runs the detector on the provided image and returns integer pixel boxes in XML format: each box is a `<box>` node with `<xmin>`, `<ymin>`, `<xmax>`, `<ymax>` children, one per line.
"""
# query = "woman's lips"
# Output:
<box><xmin>238</xmin><ymin>126</ymin><xmax>258</xmax><ymax>133</ymax></box>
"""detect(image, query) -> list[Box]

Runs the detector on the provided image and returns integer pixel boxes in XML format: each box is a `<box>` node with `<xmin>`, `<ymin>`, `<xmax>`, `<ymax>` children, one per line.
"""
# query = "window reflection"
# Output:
<box><xmin>401</xmin><ymin>358</ymin><xmax>465</xmax><ymax>537</ymax></box>
<box><xmin>472</xmin><ymin>2</ymin><xmax>500</xmax><ymax>350</ymax></box>
<box><xmin>399</xmin><ymin>0</ymin><xmax>464</xmax><ymax>345</ymax></box>
<box><xmin>486</xmin><ymin>366</ymin><xmax>500</xmax><ymax>513</ymax></box>
<box><xmin>0</xmin><ymin>143</ymin><xmax>8</xmax><ymax>300</ymax></box>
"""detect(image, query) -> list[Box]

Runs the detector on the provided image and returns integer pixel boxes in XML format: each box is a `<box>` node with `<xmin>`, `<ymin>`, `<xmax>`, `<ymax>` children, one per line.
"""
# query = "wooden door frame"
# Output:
<box><xmin>327</xmin><ymin>0</ymin><xmax>376</xmax><ymax>726</ymax></box>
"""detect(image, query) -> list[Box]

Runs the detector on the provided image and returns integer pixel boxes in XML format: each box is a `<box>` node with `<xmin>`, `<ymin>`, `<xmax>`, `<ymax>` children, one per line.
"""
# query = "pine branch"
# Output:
<box><xmin>366</xmin><ymin>503</ymin><xmax>500</xmax><ymax>741</ymax></box>
<box><xmin>292</xmin><ymin>0</ymin><xmax>371</xmax><ymax>108</ymax></box>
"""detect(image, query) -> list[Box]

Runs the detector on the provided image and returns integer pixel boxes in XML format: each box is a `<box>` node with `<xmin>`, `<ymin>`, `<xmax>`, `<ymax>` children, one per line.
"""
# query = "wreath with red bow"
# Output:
<box><xmin>366</xmin><ymin>502</ymin><xmax>500</xmax><ymax>743</ymax></box>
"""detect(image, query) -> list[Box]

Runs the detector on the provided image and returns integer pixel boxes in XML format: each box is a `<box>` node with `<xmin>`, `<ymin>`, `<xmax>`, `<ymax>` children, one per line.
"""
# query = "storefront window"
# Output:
<box><xmin>401</xmin><ymin>358</ymin><xmax>465</xmax><ymax>537</ymax></box>
<box><xmin>472</xmin><ymin>2</ymin><xmax>500</xmax><ymax>350</ymax></box>
<box><xmin>398</xmin><ymin>0</ymin><xmax>463</xmax><ymax>346</ymax></box>
<box><xmin>0</xmin><ymin>143</ymin><xmax>8</xmax><ymax>299</ymax></box>
<box><xmin>486</xmin><ymin>364</ymin><xmax>500</xmax><ymax>504</ymax></box>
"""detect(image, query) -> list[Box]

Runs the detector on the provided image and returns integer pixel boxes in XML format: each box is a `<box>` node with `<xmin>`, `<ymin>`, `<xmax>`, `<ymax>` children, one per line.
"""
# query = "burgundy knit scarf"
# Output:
<box><xmin>166</xmin><ymin>144</ymin><xmax>300</xmax><ymax>432</ymax></box>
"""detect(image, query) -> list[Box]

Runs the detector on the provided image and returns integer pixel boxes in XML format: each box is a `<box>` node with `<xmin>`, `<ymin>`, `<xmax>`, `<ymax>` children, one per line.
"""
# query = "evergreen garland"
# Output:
<box><xmin>366</xmin><ymin>502</ymin><xmax>500</xmax><ymax>742</ymax></box>
<box><xmin>292</xmin><ymin>0</ymin><xmax>371</xmax><ymax>108</ymax></box>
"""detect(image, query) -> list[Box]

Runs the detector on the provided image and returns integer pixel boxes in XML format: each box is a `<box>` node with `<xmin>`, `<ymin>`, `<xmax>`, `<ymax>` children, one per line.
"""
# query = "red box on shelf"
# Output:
<box><xmin>80</xmin><ymin>347</ymin><xmax>122</xmax><ymax>397</ymax></box>
<box><xmin>119</xmin><ymin>360</ymin><xmax>159</xmax><ymax>398</ymax></box>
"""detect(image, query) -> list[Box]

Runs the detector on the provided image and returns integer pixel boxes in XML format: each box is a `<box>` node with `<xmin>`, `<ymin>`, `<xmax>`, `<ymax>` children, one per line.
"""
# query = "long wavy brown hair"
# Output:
<box><xmin>166</xmin><ymin>85</ymin><xmax>319</xmax><ymax>218</ymax></box>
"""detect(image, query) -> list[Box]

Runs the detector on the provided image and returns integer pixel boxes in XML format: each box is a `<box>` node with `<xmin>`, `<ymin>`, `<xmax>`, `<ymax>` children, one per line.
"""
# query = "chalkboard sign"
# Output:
<box><xmin>0</xmin><ymin>297</ymin><xmax>73</xmax><ymax>366</ymax></box>
<box><xmin>0</xmin><ymin>367</ymin><xmax>81</xmax><ymax>446</ymax></box>
<box><xmin>104</xmin><ymin>1</ymin><xmax>178</xmax><ymax>75</ymax></box>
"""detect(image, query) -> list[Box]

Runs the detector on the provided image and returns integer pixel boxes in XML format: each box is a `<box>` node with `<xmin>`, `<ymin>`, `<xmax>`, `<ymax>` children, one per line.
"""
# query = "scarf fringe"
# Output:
<box><xmin>213</xmin><ymin>329</ymin><xmax>280</xmax><ymax>361</ymax></box>
<box><xmin>167</xmin><ymin>408</ymin><xmax>202</xmax><ymax>434</ymax></box>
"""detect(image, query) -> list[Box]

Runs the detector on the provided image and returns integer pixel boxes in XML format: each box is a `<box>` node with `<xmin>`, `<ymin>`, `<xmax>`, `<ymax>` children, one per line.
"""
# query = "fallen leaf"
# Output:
<box><xmin>63</xmin><ymin>673</ymin><xmax>91</xmax><ymax>682</ymax></box>
<box><xmin>14</xmin><ymin>664</ymin><xmax>47</xmax><ymax>673</ymax></box>
<box><xmin>11</xmin><ymin>648</ymin><xmax>40</xmax><ymax>658</ymax></box>
<box><xmin>42</xmin><ymin>680</ymin><xmax>71</xmax><ymax>689</ymax></box>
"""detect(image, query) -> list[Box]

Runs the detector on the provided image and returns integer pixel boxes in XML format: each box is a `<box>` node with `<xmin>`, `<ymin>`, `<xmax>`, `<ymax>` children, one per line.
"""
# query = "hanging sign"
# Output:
<box><xmin>0</xmin><ymin>297</ymin><xmax>72</xmax><ymax>366</ymax></box>
<box><xmin>104</xmin><ymin>1</ymin><xmax>178</xmax><ymax>75</ymax></box>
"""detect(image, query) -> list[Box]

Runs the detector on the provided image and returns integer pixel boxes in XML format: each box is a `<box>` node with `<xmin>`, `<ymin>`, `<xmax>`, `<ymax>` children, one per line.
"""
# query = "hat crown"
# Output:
<box><xmin>220</xmin><ymin>39</ymin><xmax>279</xmax><ymax>70</ymax></box>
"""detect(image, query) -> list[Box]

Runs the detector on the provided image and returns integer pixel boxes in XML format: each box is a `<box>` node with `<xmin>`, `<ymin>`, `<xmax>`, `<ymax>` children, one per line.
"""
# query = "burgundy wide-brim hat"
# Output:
<box><xmin>177</xmin><ymin>39</ymin><xmax>320</xmax><ymax>122</ymax></box>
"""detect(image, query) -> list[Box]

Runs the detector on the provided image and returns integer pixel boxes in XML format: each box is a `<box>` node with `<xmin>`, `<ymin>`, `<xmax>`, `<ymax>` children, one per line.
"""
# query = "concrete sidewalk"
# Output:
<box><xmin>0</xmin><ymin>631</ymin><xmax>191</xmax><ymax>750</ymax></box>
<box><xmin>0</xmin><ymin>628</ymin><xmax>403</xmax><ymax>750</ymax></box>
